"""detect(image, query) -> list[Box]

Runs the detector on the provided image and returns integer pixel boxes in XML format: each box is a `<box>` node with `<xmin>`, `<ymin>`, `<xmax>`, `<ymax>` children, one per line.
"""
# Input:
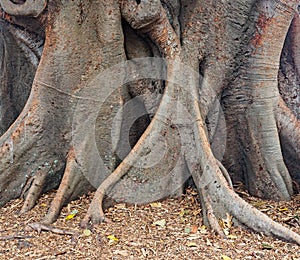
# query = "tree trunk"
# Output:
<box><xmin>0</xmin><ymin>0</ymin><xmax>299</xmax><ymax>244</ymax></box>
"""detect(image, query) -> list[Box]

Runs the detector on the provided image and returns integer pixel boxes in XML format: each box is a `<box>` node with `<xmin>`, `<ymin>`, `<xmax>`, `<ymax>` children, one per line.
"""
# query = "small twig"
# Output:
<box><xmin>0</xmin><ymin>234</ymin><xmax>34</xmax><ymax>241</ymax></box>
<box><xmin>27</xmin><ymin>222</ymin><xmax>78</xmax><ymax>236</ymax></box>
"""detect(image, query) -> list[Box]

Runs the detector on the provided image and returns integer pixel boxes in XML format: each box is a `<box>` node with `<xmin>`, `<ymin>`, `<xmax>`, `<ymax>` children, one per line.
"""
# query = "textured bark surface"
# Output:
<box><xmin>0</xmin><ymin>0</ymin><xmax>299</xmax><ymax>244</ymax></box>
<box><xmin>0</xmin><ymin>19</ymin><xmax>41</xmax><ymax>135</ymax></box>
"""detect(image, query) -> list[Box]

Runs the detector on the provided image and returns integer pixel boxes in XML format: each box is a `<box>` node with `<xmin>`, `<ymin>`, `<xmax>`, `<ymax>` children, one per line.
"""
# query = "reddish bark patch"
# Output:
<box><xmin>251</xmin><ymin>14</ymin><xmax>272</xmax><ymax>48</ymax></box>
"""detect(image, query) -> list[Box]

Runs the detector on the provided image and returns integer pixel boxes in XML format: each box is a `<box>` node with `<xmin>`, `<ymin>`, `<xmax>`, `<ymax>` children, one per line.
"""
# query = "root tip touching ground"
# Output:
<box><xmin>41</xmin><ymin>147</ymin><xmax>92</xmax><ymax>224</ymax></box>
<box><xmin>80</xmin><ymin>212</ymin><xmax>109</xmax><ymax>228</ymax></box>
<box><xmin>19</xmin><ymin>170</ymin><xmax>48</xmax><ymax>215</ymax></box>
<box><xmin>81</xmin><ymin>193</ymin><xmax>109</xmax><ymax>227</ymax></box>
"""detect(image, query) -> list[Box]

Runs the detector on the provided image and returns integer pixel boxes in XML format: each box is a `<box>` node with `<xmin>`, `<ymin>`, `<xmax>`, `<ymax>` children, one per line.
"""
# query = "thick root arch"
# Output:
<box><xmin>80</xmin><ymin>3</ymin><xmax>300</xmax><ymax>245</ymax></box>
<box><xmin>43</xmin><ymin>148</ymin><xmax>94</xmax><ymax>224</ymax></box>
<box><xmin>0</xmin><ymin>0</ymin><xmax>299</xmax><ymax>248</ymax></box>
<box><xmin>195</xmin><ymin>164</ymin><xmax>300</xmax><ymax>245</ymax></box>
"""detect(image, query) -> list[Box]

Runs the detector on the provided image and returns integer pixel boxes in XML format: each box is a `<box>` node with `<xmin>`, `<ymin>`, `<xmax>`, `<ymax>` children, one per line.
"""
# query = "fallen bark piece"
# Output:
<box><xmin>27</xmin><ymin>222</ymin><xmax>78</xmax><ymax>236</ymax></box>
<box><xmin>0</xmin><ymin>234</ymin><xmax>34</xmax><ymax>240</ymax></box>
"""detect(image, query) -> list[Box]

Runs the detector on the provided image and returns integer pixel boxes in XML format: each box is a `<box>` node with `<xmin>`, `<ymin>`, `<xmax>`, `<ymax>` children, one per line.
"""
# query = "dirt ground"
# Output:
<box><xmin>0</xmin><ymin>185</ymin><xmax>299</xmax><ymax>260</ymax></box>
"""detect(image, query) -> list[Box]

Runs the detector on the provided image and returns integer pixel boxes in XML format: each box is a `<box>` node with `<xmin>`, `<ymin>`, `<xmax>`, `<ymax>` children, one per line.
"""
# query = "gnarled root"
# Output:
<box><xmin>276</xmin><ymin>97</ymin><xmax>300</xmax><ymax>184</ymax></box>
<box><xmin>20</xmin><ymin>169</ymin><xmax>48</xmax><ymax>214</ymax></box>
<box><xmin>1</xmin><ymin>0</ymin><xmax>298</xmax><ymax>246</ymax></box>
<box><xmin>0</xmin><ymin>82</ymin><xmax>65</xmax><ymax>208</ymax></box>
<box><xmin>81</xmin><ymin>0</ymin><xmax>181</xmax><ymax>227</ymax></box>
<box><xmin>222</xmin><ymin>0</ymin><xmax>298</xmax><ymax>200</ymax></box>
<box><xmin>193</xmin><ymin>161</ymin><xmax>300</xmax><ymax>244</ymax></box>
<box><xmin>189</xmin><ymin>98</ymin><xmax>300</xmax><ymax>243</ymax></box>
<box><xmin>81</xmin><ymin>1</ymin><xmax>300</xmax><ymax>245</ymax></box>
<box><xmin>43</xmin><ymin>148</ymin><xmax>94</xmax><ymax>224</ymax></box>
<box><xmin>199</xmin><ymin>187</ymin><xmax>226</xmax><ymax>239</ymax></box>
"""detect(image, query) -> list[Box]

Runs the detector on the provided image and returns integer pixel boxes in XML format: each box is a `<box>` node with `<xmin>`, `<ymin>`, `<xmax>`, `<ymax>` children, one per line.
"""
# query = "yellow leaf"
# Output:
<box><xmin>83</xmin><ymin>229</ymin><xmax>92</xmax><ymax>236</ymax></box>
<box><xmin>222</xmin><ymin>213</ymin><xmax>233</xmax><ymax>228</ymax></box>
<box><xmin>179</xmin><ymin>208</ymin><xmax>190</xmax><ymax>217</ymax></box>
<box><xmin>153</xmin><ymin>219</ymin><xmax>166</xmax><ymax>227</ymax></box>
<box><xmin>227</xmin><ymin>234</ymin><xmax>237</xmax><ymax>239</ymax></box>
<box><xmin>65</xmin><ymin>209</ymin><xmax>78</xmax><ymax>220</ymax></box>
<box><xmin>193</xmin><ymin>209</ymin><xmax>201</xmax><ymax>216</ymax></box>
<box><xmin>278</xmin><ymin>207</ymin><xmax>288</xmax><ymax>212</ymax></box>
<box><xmin>223</xmin><ymin>228</ymin><xmax>230</xmax><ymax>236</ymax></box>
<box><xmin>187</xmin><ymin>242</ymin><xmax>197</xmax><ymax>247</ymax></box>
<box><xmin>179</xmin><ymin>208</ymin><xmax>185</xmax><ymax>217</ymax></box>
<box><xmin>254</xmin><ymin>201</ymin><xmax>266</xmax><ymax>207</ymax></box>
<box><xmin>200</xmin><ymin>225</ymin><xmax>208</xmax><ymax>234</ymax></box>
<box><xmin>107</xmin><ymin>235</ymin><xmax>119</xmax><ymax>242</ymax></box>
<box><xmin>40</xmin><ymin>203</ymin><xmax>47</xmax><ymax>207</ymax></box>
<box><xmin>114</xmin><ymin>203</ymin><xmax>126</xmax><ymax>209</ymax></box>
<box><xmin>221</xmin><ymin>255</ymin><xmax>232</xmax><ymax>260</ymax></box>
<box><xmin>150</xmin><ymin>202</ymin><xmax>162</xmax><ymax>208</ymax></box>
<box><xmin>262</xmin><ymin>243</ymin><xmax>273</xmax><ymax>250</ymax></box>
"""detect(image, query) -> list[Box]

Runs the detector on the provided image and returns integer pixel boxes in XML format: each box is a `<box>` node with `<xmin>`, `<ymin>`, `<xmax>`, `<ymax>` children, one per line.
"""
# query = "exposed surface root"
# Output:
<box><xmin>0</xmin><ymin>0</ymin><xmax>298</xmax><ymax>248</ymax></box>
<box><xmin>276</xmin><ymin>98</ymin><xmax>300</xmax><ymax>156</ymax></box>
<box><xmin>81</xmin><ymin>190</ymin><xmax>106</xmax><ymax>227</ymax></box>
<box><xmin>193</xmin><ymin>161</ymin><xmax>300</xmax><ymax>245</ymax></box>
<box><xmin>82</xmin><ymin>0</ymin><xmax>181</xmax><ymax>226</ymax></box>
<box><xmin>188</xmin><ymin>54</ymin><xmax>300</xmax><ymax>244</ymax></box>
<box><xmin>0</xmin><ymin>86</ymin><xmax>65</xmax><ymax>207</ymax></box>
<box><xmin>27</xmin><ymin>222</ymin><xmax>78</xmax><ymax>236</ymax></box>
<box><xmin>191</xmin><ymin>156</ymin><xmax>300</xmax><ymax>244</ymax></box>
<box><xmin>82</xmin><ymin>1</ymin><xmax>300</xmax><ymax>244</ymax></box>
<box><xmin>200</xmin><ymin>188</ymin><xmax>226</xmax><ymax>239</ymax></box>
<box><xmin>276</xmin><ymin>98</ymin><xmax>300</xmax><ymax>183</ymax></box>
<box><xmin>81</xmin><ymin>84</ymin><xmax>174</xmax><ymax>226</ymax></box>
<box><xmin>221</xmin><ymin>180</ymin><xmax>300</xmax><ymax>245</ymax></box>
<box><xmin>222</xmin><ymin>0</ymin><xmax>298</xmax><ymax>200</ymax></box>
<box><xmin>43</xmin><ymin>148</ymin><xmax>93</xmax><ymax>224</ymax></box>
<box><xmin>20</xmin><ymin>169</ymin><xmax>48</xmax><ymax>214</ymax></box>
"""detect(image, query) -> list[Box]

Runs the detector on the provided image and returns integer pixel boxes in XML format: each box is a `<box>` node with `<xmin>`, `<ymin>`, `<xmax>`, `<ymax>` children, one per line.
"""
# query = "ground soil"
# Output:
<box><xmin>0</xmin><ymin>185</ymin><xmax>299</xmax><ymax>259</ymax></box>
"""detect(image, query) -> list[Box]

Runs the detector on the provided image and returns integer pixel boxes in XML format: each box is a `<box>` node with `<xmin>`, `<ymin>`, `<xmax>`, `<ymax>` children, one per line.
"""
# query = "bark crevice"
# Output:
<box><xmin>0</xmin><ymin>0</ymin><xmax>299</xmax><ymax>245</ymax></box>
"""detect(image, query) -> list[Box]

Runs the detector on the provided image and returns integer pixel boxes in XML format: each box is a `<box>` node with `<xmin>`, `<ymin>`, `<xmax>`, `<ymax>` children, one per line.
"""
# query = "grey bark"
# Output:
<box><xmin>0</xmin><ymin>0</ymin><xmax>299</xmax><ymax>244</ymax></box>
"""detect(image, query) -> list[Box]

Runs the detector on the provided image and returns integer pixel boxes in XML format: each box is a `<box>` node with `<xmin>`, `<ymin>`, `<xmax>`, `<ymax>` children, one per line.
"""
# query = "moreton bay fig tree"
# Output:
<box><xmin>0</xmin><ymin>0</ymin><xmax>299</xmax><ymax>244</ymax></box>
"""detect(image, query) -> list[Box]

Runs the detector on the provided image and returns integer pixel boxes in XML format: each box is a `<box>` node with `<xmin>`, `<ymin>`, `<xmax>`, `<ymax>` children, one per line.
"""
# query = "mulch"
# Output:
<box><xmin>0</xmin><ymin>186</ymin><xmax>299</xmax><ymax>259</ymax></box>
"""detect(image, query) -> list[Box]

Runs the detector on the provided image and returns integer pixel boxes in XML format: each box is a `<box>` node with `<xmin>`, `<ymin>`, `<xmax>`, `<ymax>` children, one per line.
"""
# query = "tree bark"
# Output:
<box><xmin>0</xmin><ymin>0</ymin><xmax>299</xmax><ymax>244</ymax></box>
